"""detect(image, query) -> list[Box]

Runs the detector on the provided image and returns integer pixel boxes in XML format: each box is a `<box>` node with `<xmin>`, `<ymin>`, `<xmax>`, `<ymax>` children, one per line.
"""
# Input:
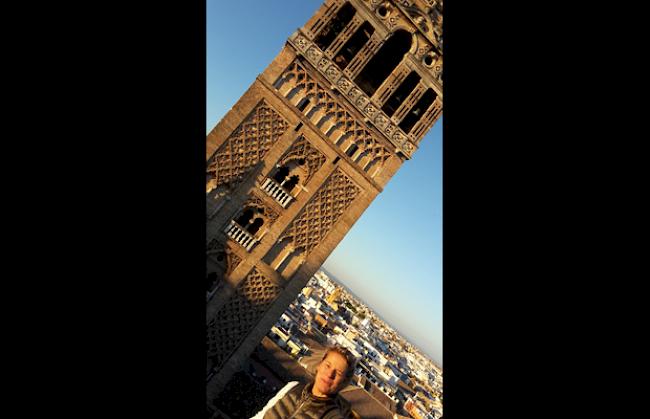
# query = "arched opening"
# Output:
<box><xmin>247</xmin><ymin>217</ymin><xmax>264</xmax><ymax>235</ymax></box>
<box><xmin>381</xmin><ymin>71</ymin><xmax>421</xmax><ymax>117</ymax></box>
<box><xmin>333</xmin><ymin>21</ymin><xmax>375</xmax><ymax>70</ymax></box>
<box><xmin>277</xmin><ymin>247</ymin><xmax>306</xmax><ymax>279</ymax></box>
<box><xmin>263</xmin><ymin>237</ymin><xmax>289</xmax><ymax>268</ymax></box>
<box><xmin>283</xmin><ymin>175</ymin><xmax>300</xmax><ymax>191</ymax></box>
<box><xmin>235</xmin><ymin>209</ymin><xmax>254</xmax><ymax>227</ymax></box>
<box><xmin>399</xmin><ymin>88</ymin><xmax>437</xmax><ymax>134</ymax></box>
<box><xmin>297</xmin><ymin>97</ymin><xmax>311</xmax><ymax>111</ymax></box>
<box><xmin>354</xmin><ymin>30</ymin><xmax>412</xmax><ymax>97</ymax></box>
<box><xmin>263</xmin><ymin>159</ymin><xmax>309</xmax><ymax>207</ymax></box>
<box><xmin>273</xmin><ymin>166</ymin><xmax>290</xmax><ymax>183</ymax></box>
<box><xmin>424</xmin><ymin>53</ymin><xmax>435</xmax><ymax>67</ymax></box>
<box><xmin>264</xmin><ymin>237</ymin><xmax>306</xmax><ymax>279</ymax></box>
<box><xmin>271</xmin><ymin>161</ymin><xmax>306</xmax><ymax>189</ymax></box>
<box><xmin>313</xmin><ymin>2</ymin><xmax>356</xmax><ymax>51</ymax></box>
<box><xmin>377</xmin><ymin>4</ymin><xmax>390</xmax><ymax>18</ymax></box>
<box><xmin>364</xmin><ymin>156</ymin><xmax>383</xmax><ymax>177</ymax></box>
<box><xmin>346</xmin><ymin>143</ymin><xmax>359</xmax><ymax>158</ymax></box>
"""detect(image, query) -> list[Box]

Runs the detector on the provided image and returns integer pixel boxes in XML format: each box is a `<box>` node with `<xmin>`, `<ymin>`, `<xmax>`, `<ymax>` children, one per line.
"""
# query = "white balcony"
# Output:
<box><xmin>261</xmin><ymin>177</ymin><xmax>294</xmax><ymax>208</ymax></box>
<box><xmin>224</xmin><ymin>220</ymin><xmax>257</xmax><ymax>251</ymax></box>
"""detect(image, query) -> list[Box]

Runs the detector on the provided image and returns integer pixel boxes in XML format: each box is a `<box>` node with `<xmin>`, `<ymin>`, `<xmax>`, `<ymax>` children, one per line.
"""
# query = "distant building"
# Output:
<box><xmin>345</xmin><ymin>328</ymin><xmax>358</xmax><ymax>341</ymax></box>
<box><xmin>313</xmin><ymin>313</ymin><xmax>328</xmax><ymax>329</ymax></box>
<box><xmin>302</xmin><ymin>287</ymin><xmax>313</xmax><ymax>299</ymax></box>
<box><xmin>332</xmin><ymin>334</ymin><xmax>363</xmax><ymax>359</ymax></box>
<box><xmin>405</xmin><ymin>398</ymin><xmax>428</xmax><ymax>419</ymax></box>
<box><xmin>326</xmin><ymin>288</ymin><xmax>341</xmax><ymax>305</ymax></box>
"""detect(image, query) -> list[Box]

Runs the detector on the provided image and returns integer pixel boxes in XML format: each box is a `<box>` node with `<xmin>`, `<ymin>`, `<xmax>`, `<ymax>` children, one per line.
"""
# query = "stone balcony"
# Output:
<box><xmin>224</xmin><ymin>220</ymin><xmax>257</xmax><ymax>251</ymax></box>
<box><xmin>260</xmin><ymin>177</ymin><xmax>294</xmax><ymax>208</ymax></box>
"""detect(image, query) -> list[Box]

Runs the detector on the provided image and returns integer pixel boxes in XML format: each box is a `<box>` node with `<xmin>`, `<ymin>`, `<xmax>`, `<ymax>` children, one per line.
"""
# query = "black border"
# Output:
<box><xmin>12</xmin><ymin>1</ymin><xmax>616</xmax><ymax>417</ymax></box>
<box><xmin>442</xmin><ymin>1</ymin><xmax>607</xmax><ymax>416</ymax></box>
<box><xmin>20</xmin><ymin>3</ymin><xmax>207</xmax><ymax>417</ymax></box>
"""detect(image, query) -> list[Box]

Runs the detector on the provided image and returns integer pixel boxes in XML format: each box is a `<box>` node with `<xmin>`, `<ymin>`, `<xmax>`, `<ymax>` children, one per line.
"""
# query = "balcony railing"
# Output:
<box><xmin>224</xmin><ymin>220</ymin><xmax>257</xmax><ymax>251</ymax></box>
<box><xmin>261</xmin><ymin>177</ymin><xmax>294</xmax><ymax>208</ymax></box>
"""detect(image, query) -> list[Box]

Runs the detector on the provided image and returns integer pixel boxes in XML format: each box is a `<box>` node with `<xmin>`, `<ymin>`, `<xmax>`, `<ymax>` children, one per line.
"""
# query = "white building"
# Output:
<box><xmin>332</xmin><ymin>334</ymin><xmax>363</xmax><ymax>359</ymax></box>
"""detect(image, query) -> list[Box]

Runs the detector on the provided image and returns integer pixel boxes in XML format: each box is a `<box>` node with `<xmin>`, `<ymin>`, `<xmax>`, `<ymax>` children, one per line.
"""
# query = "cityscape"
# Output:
<box><xmin>213</xmin><ymin>269</ymin><xmax>443</xmax><ymax>419</ymax></box>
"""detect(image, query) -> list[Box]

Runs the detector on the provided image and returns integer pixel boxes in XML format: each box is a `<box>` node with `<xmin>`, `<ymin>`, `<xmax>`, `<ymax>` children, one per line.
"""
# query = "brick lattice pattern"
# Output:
<box><xmin>207</xmin><ymin>100</ymin><xmax>289</xmax><ymax>191</ymax></box>
<box><xmin>207</xmin><ymin>268</ymin><xmax>281</xmax><ymax>369</ymax></box>
<box><xmin>279</xmin><ymin>168</ymin><xmax>360</xmax><ymax>255</ymax></box>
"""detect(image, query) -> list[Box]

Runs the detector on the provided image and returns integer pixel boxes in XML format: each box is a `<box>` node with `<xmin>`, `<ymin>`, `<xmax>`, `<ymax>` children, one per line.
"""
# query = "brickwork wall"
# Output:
<box><xmin>206</xmin><ymin>0</ymin><xmax>442</xmax><ymax>405</ymax></box>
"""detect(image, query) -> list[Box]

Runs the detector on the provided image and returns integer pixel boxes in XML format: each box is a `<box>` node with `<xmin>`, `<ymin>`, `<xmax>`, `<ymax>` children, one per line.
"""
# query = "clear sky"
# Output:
<box><xmin>207</xmin><ymin>0</ymin><xmax>442</xmax><ymax>367</ymax></box>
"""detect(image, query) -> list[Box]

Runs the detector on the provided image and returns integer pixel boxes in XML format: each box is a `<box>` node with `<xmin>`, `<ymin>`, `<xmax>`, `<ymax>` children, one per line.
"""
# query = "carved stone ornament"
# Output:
<box><xmin>374</xmin><ymin>114</ymin><xmax>388</xmax><ymax>130</ymax></box>
<box><xmin>273</xmin><ymin>60</ymin><xmax>395</xmax><ymax>173</ymax></box>
<box><xmin>306</xmin><ymin>46</ymin><xmax>322</xmax><ymax>62</ymax></box>
<box><xmin>325</xmin><ymin>65</ymin><xmax>340</xmax><ymax>80</ymax></box>
<box><xmin>318</xmin><ymin>58</ymin><xmax>329</xmax><ymax>70</ymax></box>
<box><xmin>242</xmin><ymin>193</ymin><xmax>280</xmax><ymax>224</ymax></box>
<box><xmin>355</xmin><ymin>95</ymin><xmax>369</xmax><ymax>108</ymax></box>
<box><xmin>337</xmin><ymin>77</ymin><xmax>351</xmax><ymax>92</ymax></box>
<box><xmin>279</xmin><ymin>135</ymin><xmax>327</xmax><ymax>184</ymax></box>
<box><xmin>348</xmin><ymin>87</ymin><xmax>361</xmax><ymax>101</ymax></box>
<box><xmin>393</xmin><ymin>131</ymin><xmax>406</xmax><ymax>144</ymax></box>
<box><xmin>295</xmin><ymin>35</ymin><xmax>309</xmax><ymax>50</ymax></box>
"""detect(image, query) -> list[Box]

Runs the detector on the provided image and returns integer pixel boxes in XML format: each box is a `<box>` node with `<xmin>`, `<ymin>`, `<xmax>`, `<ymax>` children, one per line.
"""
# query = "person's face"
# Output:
<box><xmin>313</xmin><ymin>351</ymin><xmax>349</xmax><ymax>397</ymax></box>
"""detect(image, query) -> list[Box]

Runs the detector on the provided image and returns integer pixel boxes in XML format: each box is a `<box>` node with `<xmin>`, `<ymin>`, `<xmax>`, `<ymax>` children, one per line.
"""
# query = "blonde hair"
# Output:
<box><xmin>321</xmin><ymin>345</ymin><xmax>357</xmax><ymax>380</ymax></box>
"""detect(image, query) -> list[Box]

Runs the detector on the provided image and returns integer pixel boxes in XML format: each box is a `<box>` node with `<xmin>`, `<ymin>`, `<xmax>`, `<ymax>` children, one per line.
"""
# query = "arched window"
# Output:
<box><xmin>346</xmin><ymin>143</ymin><xmax>359</xmax><ymax>158</ymax></box>
<box><xmin>235</xmin><ymin>209</ymin><xmax>254</xmax><ymax>227</ymax></box>
<box><xmin>226</xmin><ymin>206</ymin><xmax>270</xmax><ymax>250</ymax></box>
<box><xmin>272</xmin><ymin>166</ymin><xmax>290</xmax><ymax>184</ymax></box>
<box><xmin>313</xmin><ymin>2</ymin><xmax>356</xmax><ymax>51</ymax></box>
<box><xmin>271</xmin><ymin>160</ymin><xmax>307</xmax><ymax>193</ymax></box>
<box><xmin>381</xmin><ymin>71</ymin><xmax>421</xmax><ymax>117</ymax></box>
<box><xmin>283</xmin><ymin>175</ymin><xmax>300</xmax><ymax>191</ymax></box>
<box><xmin>262</xmin><ymin>159</ymin><xmax>309</xmax><ymax>208</ymax></box>
<box><xmin>234</xmin><ymin>208</ymin><xmax>265</xmax><ymax>235</ymax></box>
<box><xmin>248</xmin><ymin>218</ymin><xmax>264</xmax><ymax>235</ymax></box>
<box><xmin>354</xmin><ymin>30</ymin><xmax>412</xmax><ymax>97</ymax></box>
<box><xmin>399</xmin><ymin>88</ymin><xmax>437</xmax><ymax>134</ymax></box>
<box><xmin>333</xmin><ymin>22</ymin><xmax>375</xmax><ymax>70</ymax></box>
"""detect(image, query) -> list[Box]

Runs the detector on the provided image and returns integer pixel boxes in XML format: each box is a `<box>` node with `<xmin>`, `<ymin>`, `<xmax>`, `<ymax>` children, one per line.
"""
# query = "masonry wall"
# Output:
<box><xmin>206</xmin><ymin>0</ymin><xmax>442</xmax><ymax>406</ymax></box>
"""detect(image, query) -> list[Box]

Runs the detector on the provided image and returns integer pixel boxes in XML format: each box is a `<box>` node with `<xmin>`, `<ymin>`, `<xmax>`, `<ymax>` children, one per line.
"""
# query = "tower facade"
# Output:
<box><xmin>206</xmin><ymin>0</ymin><xmax>443</xmax><ymax>404</ymax></box>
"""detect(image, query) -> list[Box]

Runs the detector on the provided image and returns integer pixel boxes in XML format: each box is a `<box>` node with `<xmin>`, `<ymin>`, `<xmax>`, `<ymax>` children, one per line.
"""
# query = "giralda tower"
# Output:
<box><xmin>205</xmin><ymin>0</ymin><xmax>443</xmax><ymax>405</ymax></box>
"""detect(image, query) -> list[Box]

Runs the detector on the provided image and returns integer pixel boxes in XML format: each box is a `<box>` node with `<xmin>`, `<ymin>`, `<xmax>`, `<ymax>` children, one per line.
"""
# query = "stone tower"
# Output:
<box><xmin>206</xmin><ymin>0</ymin><xmax>443</xmax><ymax>404</ymax></box>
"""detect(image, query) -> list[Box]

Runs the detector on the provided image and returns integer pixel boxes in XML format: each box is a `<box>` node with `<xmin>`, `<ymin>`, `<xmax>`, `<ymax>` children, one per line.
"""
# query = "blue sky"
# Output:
<box><xmin>207</xmin><ymin>0</ymin><xmax>442</xmax><ymax>367</ymax></box>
